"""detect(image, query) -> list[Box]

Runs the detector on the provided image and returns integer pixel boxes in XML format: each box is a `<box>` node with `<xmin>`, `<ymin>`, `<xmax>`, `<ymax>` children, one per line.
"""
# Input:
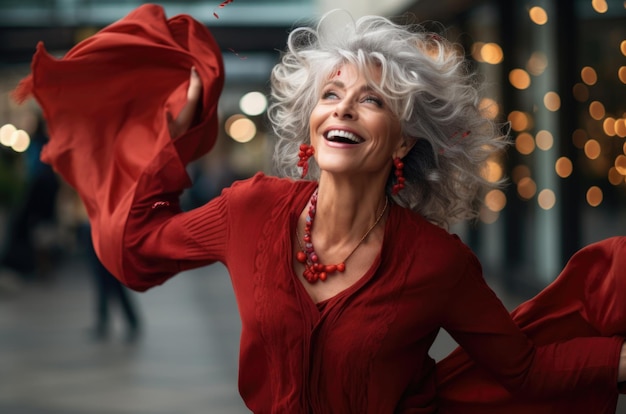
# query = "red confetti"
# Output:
<box><xmin>228</xmin><ymin>48</ymin><xmax>247</xmax><ymax>60</ymax></box>
<box><xmin>440</xmin><ymin>130</ymin><xmax>471</xmax><ymax>154</ymax></box>
<box><xmin>213</xmin><ymin>0</ymin><xmax>234</xmax><ymax>19</ymax></box>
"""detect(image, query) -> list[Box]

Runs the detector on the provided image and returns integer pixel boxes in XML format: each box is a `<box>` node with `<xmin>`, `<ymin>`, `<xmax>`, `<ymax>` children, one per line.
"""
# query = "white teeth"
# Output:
<box><xmin>326</xmin><ymin>129</ymin><xmax>363</xmax><ymax>143</ymax></box>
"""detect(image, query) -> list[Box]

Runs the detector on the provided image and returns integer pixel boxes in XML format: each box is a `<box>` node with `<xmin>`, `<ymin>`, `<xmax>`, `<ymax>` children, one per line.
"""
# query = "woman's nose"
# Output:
<box><xmin>333</xmin><ymin>99</ymin><xmax>356</xmax><ymax>120</ymax></box>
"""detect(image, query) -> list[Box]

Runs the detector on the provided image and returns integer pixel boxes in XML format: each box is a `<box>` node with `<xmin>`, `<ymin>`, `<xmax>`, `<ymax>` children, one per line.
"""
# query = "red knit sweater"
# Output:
<box><xmin>121</xmin><ymin>172</ymin><xmax>624</xmax><ymax>413</ymax></box>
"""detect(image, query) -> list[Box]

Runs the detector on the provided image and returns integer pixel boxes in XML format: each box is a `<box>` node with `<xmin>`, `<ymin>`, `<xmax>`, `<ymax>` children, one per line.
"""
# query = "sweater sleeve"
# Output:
<box><xmin>439</xmin><ymin>243</ymin><xmax>623</xmax><ymax>400</ymax></box>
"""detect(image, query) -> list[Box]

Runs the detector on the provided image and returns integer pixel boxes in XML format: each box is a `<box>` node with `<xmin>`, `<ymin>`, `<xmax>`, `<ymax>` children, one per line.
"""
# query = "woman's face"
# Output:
<box><xmin>309</xmin><ymin>63</ymin><xmax>407</xmax><ymax>181</ymax></box>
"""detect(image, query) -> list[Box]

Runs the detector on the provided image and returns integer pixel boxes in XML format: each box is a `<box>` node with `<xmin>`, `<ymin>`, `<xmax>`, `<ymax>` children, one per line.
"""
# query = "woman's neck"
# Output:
<box><xmin>309</xmin><ymin>173</ymin><xmax>388</xmax><ymax>249</ymax></box>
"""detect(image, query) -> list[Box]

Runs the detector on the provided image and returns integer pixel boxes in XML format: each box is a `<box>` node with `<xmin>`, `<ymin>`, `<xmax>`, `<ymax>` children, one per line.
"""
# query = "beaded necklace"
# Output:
<box><xmin>295</xmin><ymin>189</ymin><xmax>388</xmax><ymax>284</ymax></box>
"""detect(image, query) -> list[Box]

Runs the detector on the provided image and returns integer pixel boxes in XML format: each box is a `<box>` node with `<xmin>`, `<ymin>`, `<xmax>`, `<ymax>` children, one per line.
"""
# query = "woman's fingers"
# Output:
<box><xmin>187</xmin><ymin>66</ymin><xmax>202</xmax><ymax>101</ymax></box>
<box><xmin>168</xmin><ymin>67</ymin><xmax>203</xmax><ymax>139</ymax></box>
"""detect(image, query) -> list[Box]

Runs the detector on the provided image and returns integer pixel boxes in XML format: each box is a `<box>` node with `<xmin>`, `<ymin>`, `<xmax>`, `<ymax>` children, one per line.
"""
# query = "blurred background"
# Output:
<box><xmin>0</xmin><ymin>0</ymin><xmax>624</xmax><ymax>413</ymax></box>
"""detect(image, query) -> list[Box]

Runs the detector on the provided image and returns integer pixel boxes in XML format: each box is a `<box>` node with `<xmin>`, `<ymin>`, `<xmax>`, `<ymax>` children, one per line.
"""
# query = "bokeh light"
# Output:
<box><xmin>591</xmin><ymin>0</ymin><xmax>608</xmax><ymax>14</ymax></box>
<box><xmin>537</xmin><ymin>189</ymin><xmax>556</xmax><ymax>210</ymax></box>
<box><xmin>515</xmin><ymin>132</ymin><xmax>535</xmax><ymax>155</ymax></box>
<box><xmin>572</xmin><ymin>83</ymin><xmax>589</xmax><ymax>102</ymax></box>
<box><xmin>471</xmin><ymin>41</ymin><xmax>485</xmax><ymax>62</ymax></box>
<box><xmin>526</xmin><ymin>52</ymin><xmax>548</xmax><ymax>76</ymax></box>
<box><xmin>581</xmin><ymin>66</ymin><xmax>598</xmax><ymax>85</ymax></box>
<box><xmin>509</xmin><ymin>69</ymin><xmax>531</xmax><ymax>89</ymax></box>
<box><xmin>584</xmin><ymin>139</ymin><xmax>601</xmax><ymax>159</ymax></box>
<box><xmin>480</xmin><ymin>43</ymin><xmax>504</xmax><ymax>64</ymax></box>
<box><xmin>508</xmin><ymin>111</ymin><xmax>531</xmax><ymax>131</ymax></box>
<box><xmin>517</xmin><ymin>177</ymin><xmax>537</xmax><ymax>199</ymax></box>
<box><xmin>615</xmin><ymin>119</ymin><xmax>626</xmax><ymax>137</ymax></box>
<box><xmin>482</xmin><ymin>159</ymin><xmax>504</xmax><ymax>182</ymax></box>
<box><xmin>603</xmin><ymin>117</ymin><xmax>616</xmax><ymax>136</ymax></box>
<box><xmin>479</xmin><ymin>98</ymin><xmax>500</xmax><ymax>120</ymax></box>
<box><xmin>619</xmin><ymin>66</ymin><xmax>626</xmax><ymax>84</ymax></box>
<box><xmin>543</xmin><ymin>92</ymin><xmax>561</xmax><ymax>112</ymax></box>
<box><xmin>535</xmin><ymin>130</ymin><xmax>554</xmax><ymax>150</ymax></box>
<box><xmin>588</xmin><ymin>101</ymin><xmax>605</xmax><ymax>120</ymax></box>
<box><xmin>225</xmin><ymin>114</ymin><xmax>257</xmax><ymax>143</ymax></box>
<box><xmin>484</xmin><ymin>189</ymin><xmax>507</xmax><ymax>212</ymax></box>
<box><xmin>608</xmin><ymin>167</ymin><xmax>623</xmax><ymax>185</ymax></box>
<box><xmin>528</xmin><ymin>6</ymin><xmax>548</xmax><ymax>25</ymax></box>
<box><xmin>0</xmin><ymin>123</ymin><xmax>17</xmax><ymax>146</ymax></box>
<box><xmin>239</xmin><ymin>91</ymin><xmax>268</xmax><ymax>116</ymax></box>
<box><xmin>0</xmin><ymin>124</ymin><xmax>30</xmax><ymax>152</ymax></box>
<box><xmin>615</xmin><ymin>154</ymin><xmax>626</xmax><ymax>175</ymax></box>
<box><xmin>586</xmin><ymin>186</ymin><xmax>603</xmax><ymax>206</ymax></box>
<box><xmin>11</xmin><ymin>130</ymin><xmax>30</xmax><ymax>153</ymax></box>
<box><xmin>555</xmin><ymin>157</ymin><xmax>573</xmax><ymax>178</ymax></box>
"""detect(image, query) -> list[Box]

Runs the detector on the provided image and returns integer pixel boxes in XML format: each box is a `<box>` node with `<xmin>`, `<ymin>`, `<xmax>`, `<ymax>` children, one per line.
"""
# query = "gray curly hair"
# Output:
<box><xmin>268</xmin><ymin>10</ymin><xmax>508</xmax><ymax>228</ymax></box>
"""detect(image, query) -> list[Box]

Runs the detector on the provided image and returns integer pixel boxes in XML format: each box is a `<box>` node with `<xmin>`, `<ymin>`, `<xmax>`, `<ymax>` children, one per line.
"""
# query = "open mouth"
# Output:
<box><xmin>324</xmin><ymin>129</ymin><xmax>364</xmax><ymax>144</ymax></box>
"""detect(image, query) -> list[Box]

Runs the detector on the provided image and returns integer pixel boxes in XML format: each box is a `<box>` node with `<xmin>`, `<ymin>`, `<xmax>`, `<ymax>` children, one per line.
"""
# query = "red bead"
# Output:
<box><xmin>310</xmin><ymin>253</ymin><xmax>318</xmax><ymax>263</ymax></box>
<box><xmin>325</xmin><ymin>265</ymin><xmax>337</xmax><ymax>273</ymax></box>
<box><xmin>337</xmin><ymin>263</ymin><xmax>346</xmax><ymax>272</ymax></box>
<box><xmin>296</xmin><ymin>251</ymin><xmax>307</xmax><ymax>263</ymax></box>
<box><xmin>319</xmin><ymin>272</ymin><xmax>327</xmax><ymax>281</ymax></box>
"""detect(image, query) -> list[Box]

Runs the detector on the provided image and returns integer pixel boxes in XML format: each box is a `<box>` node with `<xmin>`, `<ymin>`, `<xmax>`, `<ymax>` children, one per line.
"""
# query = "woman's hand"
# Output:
<box><xmin>168</xmin><ymin>66</ymin><xmax>202</xmax><ymax>139</ymax></box>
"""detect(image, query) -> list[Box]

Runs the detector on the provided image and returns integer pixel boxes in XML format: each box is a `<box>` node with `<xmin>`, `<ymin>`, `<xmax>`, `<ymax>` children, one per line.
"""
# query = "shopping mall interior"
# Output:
<box><xmin>0</xmin><ymin>0</ymin><xmax>625</xmax><ymax>412</ymax></box>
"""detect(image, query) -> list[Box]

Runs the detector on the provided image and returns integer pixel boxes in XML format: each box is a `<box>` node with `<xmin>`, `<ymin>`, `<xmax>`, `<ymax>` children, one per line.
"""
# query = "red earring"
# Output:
<box><xmin>391</xmin><ymin>157</ymin><xmax>405</xmax><ymax>195</ymax></box>
<box><xmin>297</xmin><ymin>144</ymin><xmax>315</xmax><ymax>178</ymax></box>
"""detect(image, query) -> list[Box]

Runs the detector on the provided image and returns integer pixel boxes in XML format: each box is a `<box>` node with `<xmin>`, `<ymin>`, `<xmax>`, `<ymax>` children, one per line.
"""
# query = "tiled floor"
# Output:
<box><xmin>1</xmin><ymin>254</ymin><xmax>624</xmax><ymax>413</ymax></box>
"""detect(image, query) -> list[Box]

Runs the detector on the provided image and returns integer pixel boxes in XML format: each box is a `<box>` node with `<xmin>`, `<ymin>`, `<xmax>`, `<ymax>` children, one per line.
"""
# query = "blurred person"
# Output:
<box><xmin>13</xmin><ymin>5</ymin><xmax>625</xmax><ymax>413</ymax></box>
<box><xmin>83</xmin><ymin>224</ymin><xmax>142</xmax><ymax>343</ymax></box>
<box><xmin>0</xmin><ymin>114</ymin><xmax>59</xmax><ymax>294</ymax></box>
<box><xmin>72</xmin><ymin>193</ymin><xmax>142</xmax><ymax>343</ymax></box>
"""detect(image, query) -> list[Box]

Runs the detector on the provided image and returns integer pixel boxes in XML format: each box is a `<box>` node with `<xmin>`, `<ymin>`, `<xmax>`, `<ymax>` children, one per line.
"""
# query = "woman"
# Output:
<box><xmin>14</xmin><ymin>4</ymin><xmax>625</xmax><ymax>413</ymax></box>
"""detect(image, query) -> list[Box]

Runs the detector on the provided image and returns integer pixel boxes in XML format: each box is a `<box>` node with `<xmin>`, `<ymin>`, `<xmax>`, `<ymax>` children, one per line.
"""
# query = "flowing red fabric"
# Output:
<box><xmin>13</xmin><ymin>4</ymin><xmax>224</xmax><ymax>279</ymax></box>
<box><xmin>436</xmin><ymin>236</ymin><xmax>626</xmax><ymax>413</ymax></box>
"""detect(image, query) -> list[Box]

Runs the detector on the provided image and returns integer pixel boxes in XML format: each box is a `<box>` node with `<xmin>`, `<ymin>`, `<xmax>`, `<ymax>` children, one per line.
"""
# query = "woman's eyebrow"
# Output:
<box><xmin>323</xmin><ymin>80</ymin><xmax>376</xmax><ymax>94</ymax></box>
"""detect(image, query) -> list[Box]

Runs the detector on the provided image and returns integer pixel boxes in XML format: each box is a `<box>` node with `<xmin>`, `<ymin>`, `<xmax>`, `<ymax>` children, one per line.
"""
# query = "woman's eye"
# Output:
<box><xmin>363</xmin><ymin>96</ymin><xmax>383</xmax><ymax>107</ymax></box>
<box><xmin>322</xmin><ymin>91</ymin><xmax>338</xmax><ymax>100</ymax></box>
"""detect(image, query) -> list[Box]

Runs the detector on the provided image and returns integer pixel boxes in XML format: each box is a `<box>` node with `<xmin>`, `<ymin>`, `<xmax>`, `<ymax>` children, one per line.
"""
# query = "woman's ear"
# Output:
<box><xmin>394</xmin><ymin>137</ymin><xmax>418</xmax><ymax>159</ymax></box>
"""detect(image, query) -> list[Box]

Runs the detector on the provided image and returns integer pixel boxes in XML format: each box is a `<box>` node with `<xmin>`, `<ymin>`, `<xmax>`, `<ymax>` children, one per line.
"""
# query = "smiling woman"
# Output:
<box><xmin>13</xmin><ymin>4</ymin><xmax>626</xmax><ymax>414</ymax></box>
